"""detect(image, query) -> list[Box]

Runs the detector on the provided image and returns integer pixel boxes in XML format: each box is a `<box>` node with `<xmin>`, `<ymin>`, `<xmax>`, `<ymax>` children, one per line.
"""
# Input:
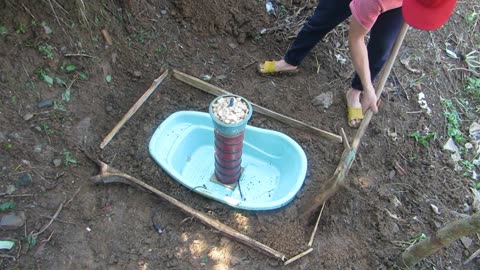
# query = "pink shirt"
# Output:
<box><xmin>350</xmin><ymin>0</ymin><xmax>403</xmax><ymax>30</ymax></box>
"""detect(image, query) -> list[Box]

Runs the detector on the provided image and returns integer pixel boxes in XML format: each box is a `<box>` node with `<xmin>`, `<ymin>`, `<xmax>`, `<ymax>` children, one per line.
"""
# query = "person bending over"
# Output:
<box><xmin>258</xmin><ymin>0</ymin><xmax>456</xmax><ymax>128</ymax></box>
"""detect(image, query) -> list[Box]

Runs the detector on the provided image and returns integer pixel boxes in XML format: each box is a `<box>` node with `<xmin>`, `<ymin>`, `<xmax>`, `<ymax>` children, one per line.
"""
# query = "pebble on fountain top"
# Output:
<box><xmin>211</xmin><ymin>96</ymin><xmax>250</xmax><ymax>124</ymax></box>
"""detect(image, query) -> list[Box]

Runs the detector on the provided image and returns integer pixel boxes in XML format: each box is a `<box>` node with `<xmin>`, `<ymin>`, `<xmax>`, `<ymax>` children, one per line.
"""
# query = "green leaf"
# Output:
<box><xmin>65</xmin><ymin>64</ymin><xmax>77</xmax><ymax>72</ymax></box>
<box><xmin>0</xmin><ymin>201</ymin><xmax>16</xmax><ymax>212</ymax></box>
<box><xmin>105</xmin><ymin>75</ymin><xmax>112</xmax><ymax>83</ymax></box>
<box><xmin>62</xmin><ymin>88</ymin><xmax>71</xmax><ymax>102</ymax></box>
<box><xmin>64</xmin><ymin>150</ymin><xmax>78</xmax><ymax>165</ymax></box>
<box><xmin>23</xmin><ymin>235</ymin><xmax>37</xmax><ymax>250</ymax></box>
<box><xmin>0</xmin><ymin>25</ymin><xmax>7</xmax><ymax>35</ymax></box>
<box><xmin>55</xmin><ymin>76</ymin><xmax>67</xmax><ymax>87</ymax></box>
<box><xmin>41</xmin><ymin>74</ymin><xmax>54</xmax><ymax>86</ymax></box>
<box><xmin>53</xmin><ymin>101</ymin><xmax>66</xmax><ymax>111</ymax></box>
<box><xmin>78</xmin><ymin>72</ymin><xmax>88</xmax><ymax>80</ymax></box>
<box><xmin>475</xmin><ymin>182</ymin><xmax>480</xmax><ymax>190</ymax></box>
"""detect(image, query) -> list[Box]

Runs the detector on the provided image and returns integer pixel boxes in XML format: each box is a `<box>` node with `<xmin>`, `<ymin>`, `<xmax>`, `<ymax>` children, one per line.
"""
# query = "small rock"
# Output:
<box><xmin>108</xmin><ymin>254</ymin><xmax>119</xmax><ymax>265</ymax></box>
<box><xmin>460</xmin><ymin>236</ymin><xmax>472</xmax><ymax>249</ymax></box>
<box><xmin>228</xmin><ymin>43</ymin><xmax>237</xmax><ymax>49</ymax></box>
<box><xmin>231</xmin><ymin>258</ymin><xmax>242</xmax><ymax>266</ymax></box>
<box><xmin>6</xmin><ymin>185</ymin><xmax>16</xmax><ymax>195</ymax></box>
<box><xmin>133</xmin><ymin>71</ymin><xmax>142</xmax><ymax>78</ymax></box>
<box><xmin>160</xmin><ymin>9</ymin><xmax>167</xmax><ymax>15</ymax></box>
<box><xmin>23</xmin><ymin>113</ymin><xmax>34</xmax><ymax>121</ymax></box>
<box><xmin>33</xmin><ymin>144</ymin><xmax>44</xmax><ymax>153</ymax></box>
<box><xmin>312</xmin><ymin>92</ymin><xmax>333</xmax><ymax>109</ymax></box>
<box><xmin>200</xmin><ymin>75</ymin><xmax>212</xmax><ymax>81</ymax></box>
<box><xmin>22</xmin><ymin>160</ymin><xmax>31</xmax><ymax>167</ymax></box>
<box><xmin>53</xmin><ymin>159</ymin><xmax>62</xmax><ymax>167</ymax></box>
<box><xmin>216</xmin><ymin>75</ymin><xmax>227</xmax><ymax>80</ymax></box>
<box><xmin>391</xmin><ymin>222</ymin><xmax>400</xmax><ymax>234</ymax></box>
<box><xmin>42</xmin><ymin>25</ymin><xmax>52</xmax><ymax>34</ymax></box>
<box><xmin>465</xmin><ymin>142</ymin><xmax>473</xmax><ymax>149</ymax></box>
<box><xmin>0</xmin><ymin>211</ymin><xmax>26</xmax><ymax>230</ymax></box>
<box><xmin>36</xmin><ymin>100</ymin><xmax>53</xmax><ymax>108</ymax></box>
<box><xmin>388</xmin><ymin>170</ymin><xmax>395</xmax><ymax>180</ymax></box>
<box><xmin>237</xmin><ymin>32</ymin><xmax>246</xmax><ymax>44</ymax></box>
<box><xmin>443</xmin><ymin>138</ymin><xmax>458</xmax><ymax>153</ymax></box>
<box><xmin>17</xmin><ymin>173</ymin><xmax>32</xmax><ymax>187</ymax></box>
<box><xmin>430</xmin><ymin>204</ymin><xmax>441</xmax><ymax>215</ymax></box>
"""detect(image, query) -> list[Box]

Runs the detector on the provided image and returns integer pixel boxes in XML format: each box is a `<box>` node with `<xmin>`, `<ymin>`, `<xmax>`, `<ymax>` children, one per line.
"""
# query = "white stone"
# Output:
<box><xmin>443</xmin><ymin>138</ymin><xmax>458</xmax><ymax>152</ymax></box>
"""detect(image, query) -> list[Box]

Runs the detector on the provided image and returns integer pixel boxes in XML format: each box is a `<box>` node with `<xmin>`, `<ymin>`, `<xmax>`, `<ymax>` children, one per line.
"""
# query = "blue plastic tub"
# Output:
<box><xmin>148</xmin><ymin>111</ymin><xmax>308</xmax><ymax>210</ymax></box>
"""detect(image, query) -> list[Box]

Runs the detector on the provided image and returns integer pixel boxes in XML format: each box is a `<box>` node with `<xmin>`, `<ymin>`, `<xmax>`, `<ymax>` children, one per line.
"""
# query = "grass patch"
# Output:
<box><xmin>37</xmin><ymin>43</ymin><xmax>55</xmax><ymax>59</ymax></box>
<box><xmin>410</xmin><ymin>131</ymin><xmax>436</xmax><ymax>147</ymax></box>
<box><xmin>465</xmin><ymin>76</ymin><xmax>480</xmax><ymax>99</ymax></box>
<box><xmin>441</xmin><ymin>98</ymin><xmax>466</xmax><ymax>144</ymax></box>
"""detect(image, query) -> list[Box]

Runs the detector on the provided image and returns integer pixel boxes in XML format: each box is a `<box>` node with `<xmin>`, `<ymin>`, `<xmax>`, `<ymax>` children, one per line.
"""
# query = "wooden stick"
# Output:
<box><xmin>100</xmin><ymin>70</ymin><xmax>169</xmax><ymax>149</ymax></box>
<box><xmin>351</xmin><ymin>22</ymin><xmax>409</xmax><ymax>150</ymax></box>
<box><xmin>92</xmin><ymin>160</ymin><xmax>287</xmax><ymax>261</ymax></box>
<box><xmin>101</xmin><ymin>29</ymin><xmax>113</xmax><ymax>46</ymax></box>
<box><xmin>340</xmin><ymin>128</ymin><xmax>350</xmax><ymax>150</ymax></box>
<box><xmin>32</xmin><ymin>202</ymin><xmax>64</xmax><ymax>238</ymax></box>
<box><xmin>284</xmin><ymin>248</ymin><xmax>313</xmax><ymax>265</ymax></box>
<box><xmin>172</xmin><ymin>69</ymin><xmax>343</xmax><ymax>144</ymax></box>
<box><xmin>300</xmin><ymin>22</ymin><xmax>410</xmax><ymax>219</ymax></box>
<box><xmin>399</xmin><ymin>213</ymin><xmax>480</xmax><ymax>268</ymax></box>
<box><xmin>464</xmin><ymin>247</ymin><xmax>480</xmax><ymax>265</ymax></box>
<box><xmin>308</xmin><ymin>201</ymin><xmax>326</xmax><ymax>246</ymax></box>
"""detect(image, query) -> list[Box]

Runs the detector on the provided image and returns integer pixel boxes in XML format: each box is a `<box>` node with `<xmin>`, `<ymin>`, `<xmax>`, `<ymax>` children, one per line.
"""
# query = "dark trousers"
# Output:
<box><xmin>284</xmin><ymin>0</ymin><xmax>403</xmax><ymax>91</ymax></box>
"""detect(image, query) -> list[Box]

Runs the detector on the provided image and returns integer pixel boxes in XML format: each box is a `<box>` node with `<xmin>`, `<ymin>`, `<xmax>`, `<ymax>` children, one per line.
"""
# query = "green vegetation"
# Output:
<box><xmin>16</xmin><ymin>23</ymin><xmax>27</xmax><ymax>34</ymax></box>
<box><xmin>128</xmin><ymin>29</ymin><xmax>153</xmax><ymax>44</ymax></box>
<box><xmin>37</xmin><ymin>43</ymin><xmax>55</xmax><ymax>59</ymax></box>
<box><xmin>394</xmin><ymin>233</ymin><xmax>426</xmax><ymax>250</ymax></box>
<box><xmin>0</xmin><ymin>201</ymin><xmax>16</xmax><ymax>212</ymax></box>
<box><xmin>23</xmin><ymin>234</ymin><xmax>37</xmax><ymax>250</ymax></box>
<box><xmin>441</xmin><ymin>98</ymin><xmax>466</xmax><ymax>144</ymax></box>
<box><xmin>465</xmin><ymin>76</ymin><xmax>480</xmax><ymax>99</ymax></box>
<box><xmin>410</xmin><ymin>131</ymin><xmax>436</xmax><ymax>147</ymax></box>
<box><xmin>35</xmin><ymin>67</ymin><xmax>54</xmax><ymax>86</ymax></box>
<box><xmin>40</xmin><ymin>123</ymin><xmax>54</xmax><ymax>136</ymax></box>
<box><xmin>0</xmin><ymin>25</ymin><xmax>7</xmax><ymax>35</ymax></box>
<box><xmin>64</xmin><ymin>150</ymin><xmax>78</xmax><ymax>166</ymax></box>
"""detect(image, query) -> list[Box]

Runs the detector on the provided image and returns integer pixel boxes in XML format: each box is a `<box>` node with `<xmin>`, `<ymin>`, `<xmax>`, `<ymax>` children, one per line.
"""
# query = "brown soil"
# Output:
<box><xmin>1</xmin><ymin>0</ymin><xmax>479</xmax><ymax>269</ymax></box>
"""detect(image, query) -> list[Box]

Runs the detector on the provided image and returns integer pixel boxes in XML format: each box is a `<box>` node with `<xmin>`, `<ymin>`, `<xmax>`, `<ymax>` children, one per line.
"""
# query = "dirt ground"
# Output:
<box><xmin>1</xmin><ymin>0</ymin><xmax>479</xmax><ymax>269</ymax></box>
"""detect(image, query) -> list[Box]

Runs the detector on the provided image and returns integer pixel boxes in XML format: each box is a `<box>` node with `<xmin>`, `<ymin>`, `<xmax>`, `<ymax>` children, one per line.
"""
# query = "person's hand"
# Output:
<box><xmin>361</xmin><ymin>87</ymin><xmax>379</xmax><ymax>113</ymax></box>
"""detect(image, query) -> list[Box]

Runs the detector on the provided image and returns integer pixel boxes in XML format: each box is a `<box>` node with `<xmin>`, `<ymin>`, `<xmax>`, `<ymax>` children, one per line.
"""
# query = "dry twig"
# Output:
<box><xmin>32</xmin><ymin>202</ymin><xmax>64</xmax><ymax>238</ymax></box>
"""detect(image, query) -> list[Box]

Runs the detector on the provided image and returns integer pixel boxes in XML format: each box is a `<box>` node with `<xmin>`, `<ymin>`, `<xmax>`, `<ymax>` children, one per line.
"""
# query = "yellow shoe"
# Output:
<box><xmin>257</xmin><ymin>61</ymin><xmax>299</xmax><ymax>75</ymax></box>
<box><xmin>347</xmin><ymin>106</ymin><xmax>364</xmax><ymax>128</ymax></box>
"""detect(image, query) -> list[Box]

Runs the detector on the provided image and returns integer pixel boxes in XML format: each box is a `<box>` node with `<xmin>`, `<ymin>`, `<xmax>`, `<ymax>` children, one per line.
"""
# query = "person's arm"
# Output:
<box><xmin>348</xmin><ymin>17</ymin><xmax>378</xmax><ymax>113</ymax></box>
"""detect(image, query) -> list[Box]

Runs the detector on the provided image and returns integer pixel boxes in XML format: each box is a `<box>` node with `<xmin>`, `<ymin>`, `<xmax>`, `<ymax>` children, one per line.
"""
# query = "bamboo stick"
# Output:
<box><xmin>92</xmin><ymin>160</ymin><xmax>287</xmax><ymax>261</ymax></box>
<box><xmin>308</xmin><ymin>202</ymin><xmax>326</xmax><ymax>246</ymax></box>
<box><xmin>99</xmin><ymin>70</ymin><xmax>169</xmax><ymax>149</ymax></box>
<box><xmin>284</xmin><ymin>248</ymin><xmax>314</xmax><ymax>265</ymax></box>
<box><xmin>172</xmin><ymin>69</ymin><xmax>343</xmax><ymax>144</ymax></box>
<box><xmin>400</xmin><ymin>213</ymin><xmax>480</xmax><ymax>268</ymax></box>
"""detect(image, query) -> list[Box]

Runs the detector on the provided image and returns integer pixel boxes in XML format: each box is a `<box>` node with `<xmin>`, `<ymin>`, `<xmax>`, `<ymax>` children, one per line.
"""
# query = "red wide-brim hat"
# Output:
<box><xmin>402</xmin><ymin>0</ymin><xmax>457</xmax><ymax>30</ymax></box>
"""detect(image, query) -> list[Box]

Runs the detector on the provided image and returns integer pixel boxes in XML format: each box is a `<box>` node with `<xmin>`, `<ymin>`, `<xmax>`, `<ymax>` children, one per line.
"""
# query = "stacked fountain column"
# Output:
<box><xmin>209</xmin><ymin>94</ymin><xmax>253</xmax><ymax>185</ymax></box>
